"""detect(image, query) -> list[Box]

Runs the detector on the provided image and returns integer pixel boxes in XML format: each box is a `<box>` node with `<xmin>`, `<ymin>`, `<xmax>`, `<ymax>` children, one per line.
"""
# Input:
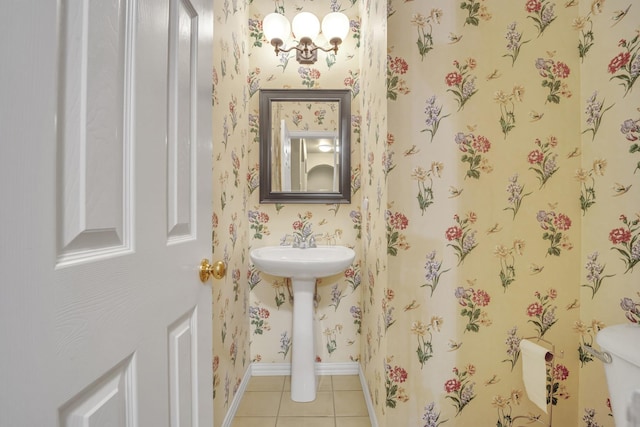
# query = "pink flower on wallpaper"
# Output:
<box><xmin>609</xmin><ymin>227</ymin><xmax>631</xmax><ymax>244</ymax></box>
<box><xmin>444</xmin><ymin>378</ymin><xmax>461</xmax><ymax>393</ymax></box>
<box><xmin>446</xmin><ymin>72</ymin><xmax>463</xmax><ymax>86</ymax></box>
<box><xmin>528</xmin><ymin>150</ymin><xmax>544</xmax><ymax>164</ymax></box>
<box><xmin>471</xmin><ymin>135</ymin><xmax>491</xmax><ymax>153</ymax></box>
<box><xmin>389</xmin><ymin>365</ymin><xmax>408</xmax><ymax>383</ymax></box>
<box><xmin>608</xmin><ymin>214</ymin><xmax>640</xmax><ymax>272</ymax></box>
<box><xmin>608</xmin><ymin>52</ymin><xmax>630</xmax><ymax>74</ymax></box>
<box><xmin>553</xmin><ymin>364</ymin><xmax>569</xmax><ymax>381</ymax></box>
<box><xmin>553</xmin><ymin>213</ymin><xmax>572</xmax><ymax>231</ymax></box>
<box><xmin>446</xmin><ymin>226</ymin><xmax>463</xmax><ymax>241</ymax></box>
<box><xmin>472</xmin><ymin>289</ymin><xmax>491</xmax><ymax>306</ymax></box>
<box><xmin>389</xmin><ymin>57</ymin><xmax>409</xmax><ymax>75</ymax></box>
<box><xmin>552</xmin><ymin>61</ymin><xmax>570</xmax><ymax>79</ymax></box>
<box><xmin>527</xmin><ymin>302</ymin><xmax>543</xmax><ymax>316</ymax></box>
<box><xmin>525</xmin><ymin>0</ymin><xmax>541</xmax><ymax>13</ymax></box>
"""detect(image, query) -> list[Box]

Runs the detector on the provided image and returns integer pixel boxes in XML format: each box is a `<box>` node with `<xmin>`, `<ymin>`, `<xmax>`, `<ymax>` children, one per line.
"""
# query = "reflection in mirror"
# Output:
<box><xmin>259</xmin><ymin>89</ymin><xmax>351</xmax><ymax>203</ymax></box>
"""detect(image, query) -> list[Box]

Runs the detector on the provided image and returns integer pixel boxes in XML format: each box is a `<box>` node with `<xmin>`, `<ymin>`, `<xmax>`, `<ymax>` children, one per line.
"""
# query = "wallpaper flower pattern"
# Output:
<box><xmin>211</xmin><ymin>0</ymin><xmax>639</xmax><ymax>426</ymax></box>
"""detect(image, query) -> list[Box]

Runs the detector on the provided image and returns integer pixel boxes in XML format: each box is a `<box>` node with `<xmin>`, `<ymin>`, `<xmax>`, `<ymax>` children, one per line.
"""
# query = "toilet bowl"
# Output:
<box><xmin>596</xmin><ymin>324</ymin><xmax>640</xmax><ymax>427</ymax></box>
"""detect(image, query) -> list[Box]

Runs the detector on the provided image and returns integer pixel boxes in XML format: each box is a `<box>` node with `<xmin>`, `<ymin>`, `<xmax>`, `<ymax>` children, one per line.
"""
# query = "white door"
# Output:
<box><xmin>0</xmin><ymin>1</ymin><xmax>214</xmax><ymax>426</ymax></box>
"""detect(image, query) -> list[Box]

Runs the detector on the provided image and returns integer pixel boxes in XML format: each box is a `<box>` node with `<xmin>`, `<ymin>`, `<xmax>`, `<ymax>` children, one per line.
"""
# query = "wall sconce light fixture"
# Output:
<box><xmin>263</xmin><ymin>11</ymin><xmax>349</xmax><ymax>65</ymax></box>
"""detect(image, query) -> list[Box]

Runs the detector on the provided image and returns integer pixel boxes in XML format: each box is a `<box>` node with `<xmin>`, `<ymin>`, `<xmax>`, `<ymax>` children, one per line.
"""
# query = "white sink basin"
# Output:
<box><xmin>250</xmin><ymin>245</ymin><xmax>355</xmax><ymax>280</ymax></box>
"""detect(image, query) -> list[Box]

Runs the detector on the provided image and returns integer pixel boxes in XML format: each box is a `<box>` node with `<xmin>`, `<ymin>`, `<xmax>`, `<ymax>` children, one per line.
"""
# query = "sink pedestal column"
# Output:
<box><xmin>290</xmin><ymin>278</ymin><xmax>317</xmax><ymax>402</ymax></box>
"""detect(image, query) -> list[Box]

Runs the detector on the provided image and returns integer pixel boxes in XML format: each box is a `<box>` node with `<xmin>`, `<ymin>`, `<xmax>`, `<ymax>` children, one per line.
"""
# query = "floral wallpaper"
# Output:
<box><xmin>211</xmin><ymin>0</ymin><xmax>640</xmax><ymax>426</ymax></box>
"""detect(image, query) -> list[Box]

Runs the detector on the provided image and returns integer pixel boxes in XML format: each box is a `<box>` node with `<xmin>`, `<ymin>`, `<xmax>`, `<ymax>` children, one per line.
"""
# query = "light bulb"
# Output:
<box><xmin>263</xmin><ymin>13</ymin><xmax>291</xmax><ymax>45</ymax></box>
<box><xmin>291</xmin><ymin>12</ymin><xmax>320</xmax><ymax>41</ymax></box>
<box><xmin>321</xmin><ymin>12</ymin><xmax>349</xmax><ymax>44</ymax></box>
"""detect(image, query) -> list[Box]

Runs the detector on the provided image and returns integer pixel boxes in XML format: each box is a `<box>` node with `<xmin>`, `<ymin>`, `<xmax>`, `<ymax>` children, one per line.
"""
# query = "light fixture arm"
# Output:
<box><xmin>270</xmin><ymin>37</ymin><xmax>342</xmax><ymax>65</ymax></box>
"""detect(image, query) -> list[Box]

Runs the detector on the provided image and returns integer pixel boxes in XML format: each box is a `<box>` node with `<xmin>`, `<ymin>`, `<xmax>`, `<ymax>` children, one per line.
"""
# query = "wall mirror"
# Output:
<box><xmin>259</xmin><ymin>89</ymin><xmax>351</xmax><ymax>204</ymax></box>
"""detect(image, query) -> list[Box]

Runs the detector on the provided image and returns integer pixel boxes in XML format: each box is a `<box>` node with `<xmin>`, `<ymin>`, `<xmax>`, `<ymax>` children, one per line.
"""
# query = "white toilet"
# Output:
<box><xmin>596</xmin><ymin>324</ymin><xmax>640</xmax><ymax>427</ymax></box>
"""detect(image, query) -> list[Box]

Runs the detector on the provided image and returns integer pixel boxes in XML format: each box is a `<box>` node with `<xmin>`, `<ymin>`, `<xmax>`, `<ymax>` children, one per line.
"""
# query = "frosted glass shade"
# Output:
<box><xmin>291</xmin><ymin>12</ymin><xmax>320</xmax><ymax>41</ymax></box>
<box><xmin>263</xmin><ymin>13</ymin><xmax>291</xmax><ymax>43</ymax></box>
<box><xmin>321</xmin><ymin>12</ymin><xmax>349</xmax><ymax>43</ymax></box>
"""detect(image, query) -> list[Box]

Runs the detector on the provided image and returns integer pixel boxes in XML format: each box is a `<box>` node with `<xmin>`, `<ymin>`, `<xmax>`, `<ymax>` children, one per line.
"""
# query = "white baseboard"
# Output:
<box><xmin>221</xmin><ymin>362</ymin><xmax>378</xmax><ymax>427</ymax></box>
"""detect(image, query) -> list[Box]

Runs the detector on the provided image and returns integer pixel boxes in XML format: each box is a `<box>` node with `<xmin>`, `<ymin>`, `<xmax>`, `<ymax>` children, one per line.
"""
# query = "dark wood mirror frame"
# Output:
<box><xmin>259</xmin><ymin>89</ymin><xmax>351</xmax><ymax>204</ymax></box>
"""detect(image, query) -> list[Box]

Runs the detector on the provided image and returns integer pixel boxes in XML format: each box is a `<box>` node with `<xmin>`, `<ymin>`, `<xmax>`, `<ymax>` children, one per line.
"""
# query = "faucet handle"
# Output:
<box><xmin>308</xmin><ymin>235</ymin><xmax>316</xmax><ymax>248</ymax></box>
<box><xmin>292</xmin><ymin>235</ymin><xmax>301</xmax><ymax>248</ymax></box>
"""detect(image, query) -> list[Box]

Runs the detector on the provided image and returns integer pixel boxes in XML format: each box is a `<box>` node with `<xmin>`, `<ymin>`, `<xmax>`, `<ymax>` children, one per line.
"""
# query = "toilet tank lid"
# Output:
<box><xmin>596</xmin><ymin>324</ymin><xmax>640</xmax><ymax>367</ymax></box>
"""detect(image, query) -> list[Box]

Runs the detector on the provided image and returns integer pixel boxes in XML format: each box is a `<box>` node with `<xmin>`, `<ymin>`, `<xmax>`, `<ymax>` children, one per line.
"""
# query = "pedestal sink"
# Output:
<box><xmin>250</xmin><ymin>245</ymin><xmax>355</xmax><ymax>402</ymax></box>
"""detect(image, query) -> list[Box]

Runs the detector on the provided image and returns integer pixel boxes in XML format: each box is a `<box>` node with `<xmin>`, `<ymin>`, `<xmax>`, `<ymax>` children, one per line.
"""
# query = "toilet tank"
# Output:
<box><xmin>596</xmin><ymin>324</ymin><xmax>640</xmax><ymax>427</ymax></box>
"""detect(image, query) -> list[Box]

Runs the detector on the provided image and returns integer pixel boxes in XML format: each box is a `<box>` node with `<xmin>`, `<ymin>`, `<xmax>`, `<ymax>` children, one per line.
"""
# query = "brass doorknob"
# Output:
<box><xmin>199</xmin><ymin>259</ymin><xmax>226</xmax><ymax>282</ymax></box>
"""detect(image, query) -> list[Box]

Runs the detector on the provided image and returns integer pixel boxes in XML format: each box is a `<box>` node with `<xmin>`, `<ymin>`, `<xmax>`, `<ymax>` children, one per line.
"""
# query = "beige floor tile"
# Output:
<box><xmin>335</xmin><ymin>417</ymin><xmax>372</xmax><ymax>427</ymax></box>
<box><xmin>284</xmin><ymin>375</ymin><xmax>332</xmax><ymax>392</ymax></box>
<box><xmin>231</xmin><ymin>416</ymin><xmax>277</xmax><ymax>427</ymax></box>
<box><xmin>331</xmin><ymin>375</ymin><xmax>362</xmax><ymax>391</ymax></box>
<box><xmin>279</xmin><ymin>391</ymin><xmax>335</xmax><ymax>417</ymax></box>
<box><xmin>334</xmin><ymin>391</ymin><xmax>368</xmax><ymax>417</ymax></box>
<box><xmin>276</xmin><ymin>416</ymin><xmax>336</xmax><ymax>427</ymax></box>
<box><xmin>235</xmin><ymin>391</ymin><xmax>282</xmax><ymax>417</ymax></box>
<box><xmin>246</xmin><ymin>376</ymin><xmax>286</xmax><ymax>392</ymax></box>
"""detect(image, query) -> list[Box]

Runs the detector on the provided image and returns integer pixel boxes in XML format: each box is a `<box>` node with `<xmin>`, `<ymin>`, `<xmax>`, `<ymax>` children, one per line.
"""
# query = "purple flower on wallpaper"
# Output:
<box><xmin>526</xmin><ymin>289</ymin><xmax>558</xmax><ymax>337</ymax></box>
<box><xmin>248</xmin><ymin>210</ymin><xmax>270</xmax><ymax>240</ymax></box>
<box><xmin>504</xmin><ymin>22</ymin><xmax>529</xmax><ymax>65</ymax></box>
<box><xmin>444</xmin><ymin>365</ymin><xmax>476</xmax><ymax>416</ymax></box>
<box><xmin>525</xmin><ymin>0</ymin><xmax>556</xmax><ymax>37</ymax></box>
<box><xmin>504</xmin><ymin>174</ymin><xmax>531</xmax><ymax>219</ymax></box>
<box><xmin>583</xmin><ymin>91</ymin><xmax>614</xmax><ymax>141</ymax></box>
<box><xmin>609</xmin><ymin>214</ymin><xmax>640</xmax><ymax>273</ymax></box>
<box><xmin>421</xmin><ymin>250</ymin><xmax>449</xmax><ymax>297</ymax></box>
<box><xmin>421</xmin><ymin>95</ymin><xmax>449</xmax><ymax>142</ymax></box>
<box><xmin>528</xmin><ymin>135</ymin><xmax>558</xmax><ymax>188</ymax></box>
<box><xmin>248</xmin><ymin>113</ymin><xmax>259</xmax><ymax>143</ymax></box>
<box><xmin>445</xmin><ymin>58</ymin><xmax>478</xmax><ymax>110</ymax></box>
<box><xmin>350</xmin><ymin>19</ymin><xmax>361</xmax><ymax>48</ymax></box>
<box><xmin>536</xmin><ymin>57</ymin><xmax>571</xmax><ymax>104</ymax></box>
<box><xmin>349</xmin><ymin>209</ymin><xmax>362</xmax><ymax>240</ymax></box>
<box><xmin>620</xmin><ymin>297</ymin><xmax>640</xmax><ymax>323</ymax></box>
<box><xmin>299</xmin><ymin>67</ymin><xmax>321</xmax><ymax>88</ymax></box>
<box><xmin>502</xmin><ymin>326</ymin><xmax>522</xmax><ymax>371</ymax></box>
<box><xmin>247</xmin><ymin>267</ymin><xmax>261</xmax><ymax>291</ymax></box>
<box><xmin>351</xmin><ymin>164</ymin><xmax>362</xmax><ymax>195</ymax></box>
<box><xmin>608</xmin><ymin>33</ymin><xmax>640</xmax><ymax>96</ymax></box>
<box><xmin>620</xmin><ymin>116</ymin><xmax>640</xmax><ymax>173</ymax></box>
<box><xmin>247</xmin><ymin>164</ymin><xmax>259</xmax><ymax>194</ymax></box>
<box><xmin>455</xmin><ymin>132</ymin><xmax>491</xmax><ymax>179</ymax></box>
<box><xmin>445</xmin><ymin>212</ymin><xmax>478</xmax><ymax>265</ymax></box>
<box><xmin>345</xmin><ymin>261</ymin><xmax>361</xmax><ymax>290</ymax></box>
<box><xmin>537</xmin><ymin>209</ymin><xmax>572</xmax><ymax>257</ymax></box>
<box><xmin>276</xmin><ymin>51</ymin><xmax>293</xmax><ymax>72</ymax></box>
<box><xmin>582</xmin><ymin>408</ymin><xmax>603</xmax><ymax>427</ymax></box>
<box><xmin>350</xmin><ymin>305</ymin><xmax>362</xmax><ymax>334</ymax></box>
<box><xmin>248</xmin><ymin>17</ymin><xmax>263</xmax><ymax>47</ymax></box>
<box><xmin>582</xmin><ymin>252</ymin><xmax>614</xmax><ymax>298</ymax></box>
<box><xmin>383</xmin><ymin>289</ymin><xmax>396</xmax><ymax>331</ymax></box>
<box><xmin>422</xmin><ymin>401</ymin><xmax>446</xmax><ymax>427</ymax></box>
<box><xmin>329</xmin><ymin>284</ymin><xmax>346</xmax><ymax>311</ymax></box>
<box><xmin>247</xmin><ymin>67</ymin><xmax>261</xmax><ymax>97</ymax></box>
<box><xmin>278</xmin><ymin>331</ymin><xmax>291</xmax><ymax>359</ymax></box>
<box><xmin>344</xmin><ymin>70</ymin><xmax>360</xmax><ymax>98</ymax></box>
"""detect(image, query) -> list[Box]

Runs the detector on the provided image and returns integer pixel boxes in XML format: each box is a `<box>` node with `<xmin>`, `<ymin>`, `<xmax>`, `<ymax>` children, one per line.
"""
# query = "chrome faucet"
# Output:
<box><xmin>292</xmin><ymin>233</ymin><xmax>317</xmax><ymax>249</ymax></box>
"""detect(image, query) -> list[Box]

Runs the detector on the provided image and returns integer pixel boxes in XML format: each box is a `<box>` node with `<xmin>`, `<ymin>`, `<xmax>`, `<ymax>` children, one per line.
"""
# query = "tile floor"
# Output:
<box><xmin>230</xmin><ymin>375</ymin><xmax>372</xmax><ymax>427</ymax></box>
